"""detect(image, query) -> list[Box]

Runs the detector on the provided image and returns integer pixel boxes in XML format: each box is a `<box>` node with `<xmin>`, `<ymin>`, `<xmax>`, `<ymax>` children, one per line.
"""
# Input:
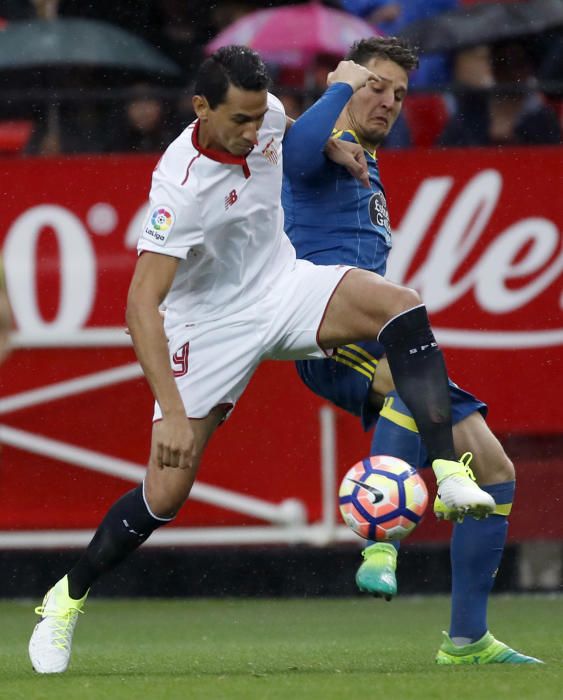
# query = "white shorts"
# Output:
<box><xmin>154</xmin><ymin>260</ymin><xmax>352</xmax><ymax>420</ymax></box>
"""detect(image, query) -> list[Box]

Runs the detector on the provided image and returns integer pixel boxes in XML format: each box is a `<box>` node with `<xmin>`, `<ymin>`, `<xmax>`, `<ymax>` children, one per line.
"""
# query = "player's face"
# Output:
<box><xmin>346</xmin><ymin>58</ymin><xmax>408</xmax><ymax>147</ymax></box>
<box><xmin>198</xmin><ymin>85</ymin><xmax>269</xmax><ymax>157</ymax></box>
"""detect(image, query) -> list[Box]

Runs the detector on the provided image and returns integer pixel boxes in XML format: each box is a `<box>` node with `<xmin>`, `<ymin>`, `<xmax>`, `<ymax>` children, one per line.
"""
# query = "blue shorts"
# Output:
<box><xmin>295</xmin><ymin>339</ymin><xmax>487</xmax><ymax>431</ymax></box>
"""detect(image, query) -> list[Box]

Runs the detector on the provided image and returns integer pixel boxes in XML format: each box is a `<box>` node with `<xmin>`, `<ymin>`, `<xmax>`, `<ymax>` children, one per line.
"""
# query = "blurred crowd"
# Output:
<box><xmin>0</xmin><ymin>0</ymin><xmax>561</xmax><ymax>155</ymax></box>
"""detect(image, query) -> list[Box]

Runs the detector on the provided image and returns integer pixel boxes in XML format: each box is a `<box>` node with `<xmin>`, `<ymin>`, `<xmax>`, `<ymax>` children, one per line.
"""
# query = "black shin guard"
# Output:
<box><xmin>67</xmin><ymin>485</ymin><xmax>169</xmax><ymax>599</ymax></box>
<box><xmin>378</xmin><ymin>305</ymin><xmax>456</xmax><ymax>463</ymax></box>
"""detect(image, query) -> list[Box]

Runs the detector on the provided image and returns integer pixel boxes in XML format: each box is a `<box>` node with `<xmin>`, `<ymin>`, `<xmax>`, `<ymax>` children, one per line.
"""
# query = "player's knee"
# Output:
<box><xmin>498</xmin><ymin>453</ymin><xmax>516</xmax><ymax>482</ymax></box>
<box><xmin>481</xmin><ymin>451</ymin><xmax>515</xmax><ymax>485</ymax></box>
<box><xmin>371</xmin><ymin>363</ymin><xmax>394</xmax><ymax>398</ymax></box>
<box><xmin>144</xmin><ymin>481</ymin><xmax>186</xmax><ymax>520</ymax></box>
<box><xmin>384</xmin><ymin>285</ymin><xmax>422</xmax><ymax>322</ymax></box>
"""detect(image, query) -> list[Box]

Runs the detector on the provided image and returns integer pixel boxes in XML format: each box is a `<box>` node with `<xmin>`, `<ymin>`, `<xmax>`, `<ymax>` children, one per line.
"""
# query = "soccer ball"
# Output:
<box><xmin>339</xmin><ymin>455</ymin><xmax>428</xmax><ymax>541</ymax></box>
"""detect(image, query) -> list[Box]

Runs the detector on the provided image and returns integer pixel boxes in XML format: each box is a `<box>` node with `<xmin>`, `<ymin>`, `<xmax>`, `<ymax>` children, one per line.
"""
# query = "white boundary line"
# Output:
<box><xmin>0</xmin><ymin>424</ymin><xmax>301</xmax><ymax>525</ymax></box>
<box><xmin>0</xmin><ymin>363</ymin><xmax>143</xmax><ymax>414</ymax></box>
<box><xmin>0</xmin><ymin>525</ymin><xmax>359</xmax><ymax>549</ymax></box>
<box><xmin>320</xmin><ymin>406</ymin><xmax>337</xmax><ymax>543</ymax></box>
<box><xmin>11</xmin><ymin>328</ymin><xmax>132</xmax><ymax>348</ymax></box>
<box><xmin>435</xmin><ymin>327</ymin><xmax>563</xmax><ymax>349</ymax></box>
<box><xmin>1</xmin><ymin>339</ymin><xmax>340</xmax><ymax>547</ymax></box>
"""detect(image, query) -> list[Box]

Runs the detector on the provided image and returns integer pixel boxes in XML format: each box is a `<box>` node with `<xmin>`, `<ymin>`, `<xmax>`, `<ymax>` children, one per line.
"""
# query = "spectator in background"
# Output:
<box><xmin>25</xmin><ymin>109</ymin><xmax>106</xmax><ymax>156</ymax></box>
<box><xmin>450</xmin><ymin>44</ymin><xmax>494</xmax><ymax>90</ymax></box>
<box><xmin>277</xmin><ymin>89</ymin><xmax>305</xmax><ymax>121</ymax></box>
<box><xmin>438</xmin><ymin>41</ymin><xmax>561</xmax><ymax>147</ymax></box>
<box><xmin>106</xmin><ymin>84</ymin><xmax>177</xmax><ymax>154</ymax></box>
<box><xmin>161</xmin><ymin>0</ymin><xmax>218</xmax><ymax>73</ymax></box>
<box><xmin>24</xmin><ymin>70</ymin><xmax>109</xmax><ymax>156</ymax></box>
<box><xmin>340</xmin><ymin>0</ymin><xmax>459</xmax><ymax>88</ymax></box>
<box><xmin>538</xmin><ymin>29</ymin><xmax>563</xmax><ymax>91</ymax></box>
<box><xmin>0</xmin><ymin>0</ymin><xmax>36</xmax><ymax>19</ymax></box>
<box><xmin>209</xmin><ymin>0</ymin><xmax>256</xmax><ymax>32</ymax></box>
<box><xmin>537</xmin><ymin>29</ymin><xmax>563</xmax><ymax>132</ymax></box>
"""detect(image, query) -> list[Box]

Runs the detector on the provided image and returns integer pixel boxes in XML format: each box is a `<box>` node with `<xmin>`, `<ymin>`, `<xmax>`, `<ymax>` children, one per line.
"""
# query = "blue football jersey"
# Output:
<box><xmin>282</xmin><ymin>128</ymin><xmax>392</xmax><ymax>276</ymax></box>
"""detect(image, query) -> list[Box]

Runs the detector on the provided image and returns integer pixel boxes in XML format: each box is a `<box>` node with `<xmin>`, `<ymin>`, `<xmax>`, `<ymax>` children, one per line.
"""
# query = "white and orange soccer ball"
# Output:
<box><xmin>339</xmin><ymin>455</ymin><xmax>428</xmax><ymax>541</ymax></box>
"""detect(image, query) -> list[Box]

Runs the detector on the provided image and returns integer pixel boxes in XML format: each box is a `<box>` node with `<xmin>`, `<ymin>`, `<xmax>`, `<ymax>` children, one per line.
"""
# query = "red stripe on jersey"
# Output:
<box><xmin>181</xmin><ymin>152</ymin><xmax>202</xmax><ymax>185</ymax></box>
<box><xmin>192</xmin><ymin>119</ymin><xmax>251</xmax><ymax>178</ymax></box>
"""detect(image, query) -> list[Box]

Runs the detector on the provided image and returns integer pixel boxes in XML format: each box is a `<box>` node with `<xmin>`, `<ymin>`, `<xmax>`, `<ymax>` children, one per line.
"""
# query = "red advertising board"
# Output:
<box><xmin>0</xmin><ymin>148</ymin><xmax>561</xmax><ymax>544</ymax></box>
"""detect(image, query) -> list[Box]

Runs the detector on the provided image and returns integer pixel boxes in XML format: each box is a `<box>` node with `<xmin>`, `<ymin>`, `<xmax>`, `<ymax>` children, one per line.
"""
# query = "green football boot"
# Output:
<box><xmin>436</xmin><ymin>631</ymin><xmax>544</xmax><ymax>665</ymax></box>
<box><xmin>29</xmin><ymin>575</ymin><xmax>88</xmax><ymax>673</ymax></box>
<box><xmin>433</xmin><ymin>452</ymin><xmax>496</xmax><ymax>523</ymax></box>
<box><xmin>355</xmin><ymin>542</ymin><xmax>397</xmax><ymax>601</ymax></box>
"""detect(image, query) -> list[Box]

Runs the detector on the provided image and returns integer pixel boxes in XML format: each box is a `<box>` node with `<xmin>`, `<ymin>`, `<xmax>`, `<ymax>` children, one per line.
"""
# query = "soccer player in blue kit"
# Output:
<box><xmin>282</xmin><ymin>37</ymin><xmax>542</xmax><ymax>664</ymax></box>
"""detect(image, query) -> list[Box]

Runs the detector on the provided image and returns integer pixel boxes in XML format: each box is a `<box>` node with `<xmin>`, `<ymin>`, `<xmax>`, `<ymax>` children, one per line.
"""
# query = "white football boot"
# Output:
<box><xmin>29</xmin><ymin>575</ymin><xmax>88</xmax><ymax>673</ymax></box>
<box><xmin>433</xmin><ymin>452</ymin><xmax>496</xmax><ymax>522</ymax></box>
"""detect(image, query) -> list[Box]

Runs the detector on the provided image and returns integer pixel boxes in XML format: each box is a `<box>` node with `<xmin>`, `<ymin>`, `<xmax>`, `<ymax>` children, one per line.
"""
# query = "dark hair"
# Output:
<box><xmin>346</xmin><ymin>37</ymin><xmax>419</xmax><ymax>72</ymax></box>
<box><xmin>194</xmin><ymin>45</ymin><xmax>271</xmax><ymax>109</ymax></box>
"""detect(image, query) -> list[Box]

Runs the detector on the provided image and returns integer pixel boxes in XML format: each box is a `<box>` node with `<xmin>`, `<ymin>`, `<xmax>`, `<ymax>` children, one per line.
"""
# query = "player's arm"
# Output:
<box><xmin>0</xmin><ymin>260</ymin><xmax>12</xmax><ymax>364</ymax></box>
<box><xmin>283</xmin><ymin>60</ymin><xmax>375</xmax><ymax>181</ymax></box>
<box><xmin>324</xmin><ymin>138</ymin><xmax>369</xmax><ymax>188</ymax></box>
<box><xmin>285</xmin><ymin>111</ymin><xmax>368</xmax><ymax>187</ymax></box>
<box><xmin>126</xmin><ymin>251</ymin><xmax>194</xmax><ymax>470</ymax></box>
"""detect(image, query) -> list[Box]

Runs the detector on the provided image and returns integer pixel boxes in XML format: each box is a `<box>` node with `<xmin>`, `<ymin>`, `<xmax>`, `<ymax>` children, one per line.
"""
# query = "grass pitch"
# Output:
<box><xmin>1</xmin><ymin>596</ymin><xmax>561</xmax><ymax>700</ymax></box>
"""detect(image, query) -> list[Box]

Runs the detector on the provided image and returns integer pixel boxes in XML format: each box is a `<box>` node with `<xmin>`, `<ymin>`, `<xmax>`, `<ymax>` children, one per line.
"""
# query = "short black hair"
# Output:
<box><xmin>194</xmin><ymin>45</ymin><xmax>271</xmax><ymax>109</ymax></box>
<box><xmin>346</xmin><ymin>37</ymin><xmax>419</xmax><ymax>73</ymax></box>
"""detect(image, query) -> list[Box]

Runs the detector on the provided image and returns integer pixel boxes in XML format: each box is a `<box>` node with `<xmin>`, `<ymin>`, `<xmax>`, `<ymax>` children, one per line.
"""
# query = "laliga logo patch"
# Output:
<box><xmin>143</xmin><ymin>205</ymin><xmax>175</xmax><ymax>245</ymax></box>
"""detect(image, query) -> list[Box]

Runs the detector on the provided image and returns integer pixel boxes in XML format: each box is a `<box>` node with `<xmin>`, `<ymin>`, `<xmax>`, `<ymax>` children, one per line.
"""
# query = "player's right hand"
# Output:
<box><xmin>153</xmin><ymin>412</ymin><xmax>195</xmax><ymax>470</ymax></box>
<box><xmin>325</xmin><ymin>138</ymin><xmax>370</xmax><ymax>188</ymax></box>
<box><xmin>327</xmin><ymin>60</ymin><xmax>378</xmax><ymax>92</ymax></box>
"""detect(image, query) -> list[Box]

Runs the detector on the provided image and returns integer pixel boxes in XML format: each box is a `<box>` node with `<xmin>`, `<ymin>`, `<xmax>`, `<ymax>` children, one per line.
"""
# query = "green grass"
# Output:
<box><xmin>1</xmin><ymin>596</ymin><xmax>561</xmax><ymax>700</ymax></box>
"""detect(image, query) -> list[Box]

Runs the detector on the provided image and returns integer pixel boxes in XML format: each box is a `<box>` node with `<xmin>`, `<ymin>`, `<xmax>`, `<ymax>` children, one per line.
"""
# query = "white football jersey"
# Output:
<box><xmin>138</xmin><ymin>93</ymin><xmax>296</xmax><ymax>346</ymax></box>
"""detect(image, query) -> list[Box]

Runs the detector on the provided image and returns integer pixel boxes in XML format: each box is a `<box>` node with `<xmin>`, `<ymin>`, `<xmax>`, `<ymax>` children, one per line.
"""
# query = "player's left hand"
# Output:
<box><xmin>327</xmin><ymin>60</ymin><xmax>378</xmax><ymax>92</ymax></box>
<box><xmin>324</xmin><ymin>138</ymin><xmax>370</xmax><ymax>188</ymax></box>
<box><xmin>0</xmin><ymin>335</ymin><xmax>9</xmax><ymax>364</ymax></box>
<box><xmin>0</xmin><ymin>284</ymin><xmax>12</xmax><ymax>365</ymax></box>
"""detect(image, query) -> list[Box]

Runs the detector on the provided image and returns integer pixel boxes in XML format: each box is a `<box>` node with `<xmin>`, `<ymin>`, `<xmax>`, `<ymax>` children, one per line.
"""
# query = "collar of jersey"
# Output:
<box><xmin>331</xmin><ymin>128</ymin><xmax>377</xmax><ymax>161</ymax></box>
<box><xmin>192</xmin><ymin>119</ymin><xmax>250</xmax><ymax>166</ymax></box>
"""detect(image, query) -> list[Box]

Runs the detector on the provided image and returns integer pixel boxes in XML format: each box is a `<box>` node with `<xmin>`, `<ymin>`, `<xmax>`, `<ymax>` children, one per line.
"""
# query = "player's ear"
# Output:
<box><xmin>193</xmin><ymin>95</ymin><xmax>211</xmax><ymax>121</ymax></box>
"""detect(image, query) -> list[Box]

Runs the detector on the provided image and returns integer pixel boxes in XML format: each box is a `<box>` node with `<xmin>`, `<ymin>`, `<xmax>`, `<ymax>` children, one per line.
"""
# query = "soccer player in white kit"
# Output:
<box><xmin>29</xmin><ymin>46</ymin><xmax>495</xmax><ymax>674</ymax></box>
<box><xmin>0</xmin><ymin>258</ymin><xmax>11</xmax><ymax>364</ymax></box>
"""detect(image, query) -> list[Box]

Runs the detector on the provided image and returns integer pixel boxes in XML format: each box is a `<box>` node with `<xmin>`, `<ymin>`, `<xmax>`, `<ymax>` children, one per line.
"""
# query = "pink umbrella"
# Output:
<box><xmin>206</xmin><ymin>1</ymin><xmax>382</xmax><ymax>69</ymax></box>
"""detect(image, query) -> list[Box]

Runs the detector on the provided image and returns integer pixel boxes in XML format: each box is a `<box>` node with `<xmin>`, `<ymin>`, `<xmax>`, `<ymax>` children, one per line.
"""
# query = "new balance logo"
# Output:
<box><xmin>347</xmin><ymin>478</ymin><xmax>385</xmax><ymax>503</ymax></box>
<box><xmin>224</xmin><ymin>189</ymin><xmax>238</xmax><ymax>209</ymax></box>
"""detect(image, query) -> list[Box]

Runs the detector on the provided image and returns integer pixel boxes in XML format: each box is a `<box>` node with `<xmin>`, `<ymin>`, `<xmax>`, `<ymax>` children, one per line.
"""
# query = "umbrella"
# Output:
<box><xmin>401</xmin><ymin>0</ymin><xmax>563</xmax><ymax>54</ymax></box>
<box><xmin>0</xmin><ymin>18</ymin><xmax>181</xmax><ymax>77</ymax></box>
<box><xmin>0</xmin><ymin>18</ymin><xmax>181</xmax><ymax>155</ymax></box>
<box><xmin>206</xmin><ymin>1</ymin><xmax>381</xmax><ymax>68</ymax></box>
